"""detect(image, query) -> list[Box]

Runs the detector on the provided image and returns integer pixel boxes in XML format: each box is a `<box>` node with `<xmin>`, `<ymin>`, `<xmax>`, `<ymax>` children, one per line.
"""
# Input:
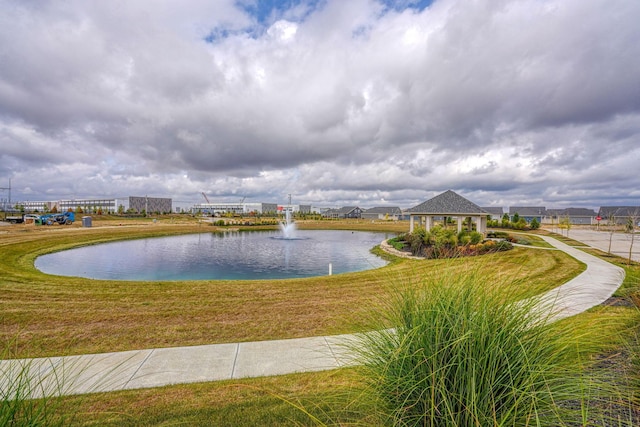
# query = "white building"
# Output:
<box><xmin>193</xmin><ymin>202</ymin><xmax>278</xmax><ymax>216</ymax></box>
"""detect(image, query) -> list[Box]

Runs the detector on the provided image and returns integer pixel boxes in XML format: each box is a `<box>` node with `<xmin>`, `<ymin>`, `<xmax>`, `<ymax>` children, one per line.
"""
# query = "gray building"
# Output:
<box><xmin>545</xmin><ymin>208</ymin><xmax>597</xmax><ymax>225</ymax></box>
<box><xmin>361</xmin><ymin>206</ymin><xmax>404</xmax><ymax>220</ymax></box>
<box><xmin>509</xmin><ymin>206</ymin><xmax>546</xmax><ymax>223</ymax></box>
<box><xmin>129</xmin><ymin>196</ymin><xmax>172</xmax><ymax>214</ymax></box>
<box><xmin>597</xmin><ymin>206</ymin><xmax>640</xmax><ymax>225</ymax></box>
<box><xmin>481</xmin><ymin>206</ymin><xmax>504</xmax><ymax>221</ymax></box>
<box><xmin>322</xmin><ymin>206</ymin><xmax>363</xmax><ymax>219</ymax></box>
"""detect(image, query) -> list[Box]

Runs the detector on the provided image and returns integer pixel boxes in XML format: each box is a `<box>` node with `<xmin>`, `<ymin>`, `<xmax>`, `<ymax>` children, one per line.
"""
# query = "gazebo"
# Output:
<box><xmin>406</xmin><ymin>190</ymin><xmax>488</xmax><ymax>234</ymax></box>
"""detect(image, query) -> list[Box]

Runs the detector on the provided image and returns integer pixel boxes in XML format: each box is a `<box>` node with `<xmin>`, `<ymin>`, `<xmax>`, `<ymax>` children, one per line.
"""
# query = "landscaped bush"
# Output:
<box><xmin>387</xmin><ymin>236</ymin><xmax>407</xmax><ymax>251</ymax></box>
<box><xmin>469</xmin><ymin>230</ymin><xmax>483</xmax><ymax>244</ymax></box>
<box><xmin>486</xmin><ymin>230</ymin><xmax>509</xmax><ymax>239</ymax></box>
<box><xmin>395</xmin><ymin>226</ymin><xmax>512</xmax><ymax>259</ymax></box>
<box><xmin>350</xmin><ymin>270</ymin><xmax>605</xmax><ymax>426</ymax></box>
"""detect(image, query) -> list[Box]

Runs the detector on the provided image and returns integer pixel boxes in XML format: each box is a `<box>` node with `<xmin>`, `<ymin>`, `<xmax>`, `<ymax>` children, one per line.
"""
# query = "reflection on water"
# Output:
<box><xmin>35</xmin><ymin>230</ymin><xmax>390</xmax><ymax>281</ymax></box>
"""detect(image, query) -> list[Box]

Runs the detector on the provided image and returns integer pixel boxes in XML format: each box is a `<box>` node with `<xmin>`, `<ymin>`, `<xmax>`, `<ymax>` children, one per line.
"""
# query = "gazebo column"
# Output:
<box><xmin>425</xmin><ymin>215</ymin><xmax>432</xmax><ymax>231</ymax></box>
<box><xmin>410</xmin><ymin>215</ymin><xmax>415</xmax><ymax>232</ymax></box>
<box><xmin>472</xmin><ymin>216</ymin><xmax>486</xmax><ymax>234</ymax></box>
<box><xmin>479</xmin><ymin>216</ymin><xmax>487</xmax><ymax>234</ymax></box>
<box><xmin>457</xmin><ymin>216</ymin><xmax>463</xmax><ymax>233</ymax></box>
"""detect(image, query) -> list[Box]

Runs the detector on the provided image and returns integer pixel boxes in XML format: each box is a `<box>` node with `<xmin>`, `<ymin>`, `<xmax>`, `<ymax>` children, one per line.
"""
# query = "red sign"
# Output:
<box><xmin>596</xmin><ymin>216</ymin><xmax>602</xmax><ymax>221</ymax></box>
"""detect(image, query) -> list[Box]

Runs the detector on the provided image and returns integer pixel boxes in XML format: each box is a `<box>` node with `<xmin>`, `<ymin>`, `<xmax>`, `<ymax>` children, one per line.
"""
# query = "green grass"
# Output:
<box><xmin>20</xmin><ymin>370</ymin><xmax>369</xmax><ymax>426</ymax></box>
<box><xmin>0</xmin><ymin>222</ymin><xmax>584</xmax><ymax>358</ymax></box>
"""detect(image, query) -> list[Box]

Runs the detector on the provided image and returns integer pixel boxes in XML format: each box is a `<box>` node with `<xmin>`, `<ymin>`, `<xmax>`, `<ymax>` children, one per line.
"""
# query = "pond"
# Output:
<box><xmin>34</xmin><ymin>230</ymin><xmax>391</xmax><ymax>281</ymax></box>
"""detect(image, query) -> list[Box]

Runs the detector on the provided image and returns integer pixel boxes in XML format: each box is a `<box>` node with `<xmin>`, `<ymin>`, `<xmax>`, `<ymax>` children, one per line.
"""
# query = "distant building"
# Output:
<box><xmin>481</xmin><ymin>206</ymin><xmax>504</xmax><ymax>221</ymax></box>
<box><xmin>597</xmin><ymin>206</ymin><xmax>640</xmax><ymax>225</ymax></box>
<box><xmin>276</xmin><ymin>204</ymin><xmax>312</xmax><ymax>214</ymax></box>
<box><xmin>508</xmin><ymin>206</ymin><xmax>546</xmax><ymax>223</ymax></box>
<box><xmin>129</xmin><ymin>196</ymin><xmax>172</xmax><ymax>214</ymax></box>
<box><xmin>361</xmin><ymin>206</ymin><xmax>404</xmax><ymax>221</ymax></box>
<box><xmin>545</xmin><ymin>208</ymin><xmax>597</xmax><ymax>225</ymax></box>
<box><xmin>58</xmin><ymin>198</ymin><xmax>125</xmax><ymax>214</ymax></box>
<box><xmin>192</xmin><ymin>202</ymin><xmax>278</xmax><ymax>216</ymax></box>
<box><xmin>322</xmin><ymin>206</ymin><xmax>363</xmax><ymax>219</ymax></box>
<box><xmin>17</xmin><ymin>200</ymin><xmax>58</xmax><ymax>212</ymax></box>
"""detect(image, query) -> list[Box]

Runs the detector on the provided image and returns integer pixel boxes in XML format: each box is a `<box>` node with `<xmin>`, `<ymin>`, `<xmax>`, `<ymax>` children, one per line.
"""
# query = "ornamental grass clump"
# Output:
<box><xmin>1</xmin><ymin>357</ymin><xmax>66</xmax><ymax>427</ymax></box>
<box><xmin>351</xmin><ymin>269</ymin><xmax>601</xmax><ymax>426</ymax></box>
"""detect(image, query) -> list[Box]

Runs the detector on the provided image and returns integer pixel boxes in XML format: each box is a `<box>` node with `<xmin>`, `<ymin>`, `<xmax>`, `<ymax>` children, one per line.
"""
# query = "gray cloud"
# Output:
<box><xmin>1</xmin><ymin>0</ymin><xmax>639</xmax><ymax>209</ymax></box>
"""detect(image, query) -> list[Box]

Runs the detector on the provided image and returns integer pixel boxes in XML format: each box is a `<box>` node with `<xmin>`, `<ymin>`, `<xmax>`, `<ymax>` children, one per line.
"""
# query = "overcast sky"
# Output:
<box><xmin>1</xmin><ymin>0</ymin><xmax>639</xmax><ymax>210</ymax></box>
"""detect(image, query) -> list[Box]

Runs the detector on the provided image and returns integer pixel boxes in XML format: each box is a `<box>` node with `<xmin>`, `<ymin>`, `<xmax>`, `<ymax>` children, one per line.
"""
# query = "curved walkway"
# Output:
<box><xmin>0</xmin><ymin>234</ymin><xmax>625</xmax><ymax>398</ymax></box>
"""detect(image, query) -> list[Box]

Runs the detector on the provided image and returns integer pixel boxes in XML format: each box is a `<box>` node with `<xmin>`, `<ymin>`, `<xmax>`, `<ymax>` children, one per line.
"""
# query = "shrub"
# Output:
<box><xmin>400</xmin><ymin>228</ymin><xmax>513</xmax><ymax>258</ymax></box>
<box><xmin>494</xmin><ymin>240</ymin><xmax>513</xmax><ymax>251</ymax></box>
<box><xmin>469</xmin><ymin>231</ymin><xmax>483</xmax><ymax>245</ymax></box>
<box><xmin>387</xmin><ymin>236</ymin><xmax>407</xmax><ymax>251</ymax></box>
<box><xmin>458</xmin><ymin>231</ymin><xmax>471</xmax><ymax>246</ymax></box>
<box><xmin>406</xmin><ymin>227</ymin><xmax>429</xmax><ymax>255</ymax></box>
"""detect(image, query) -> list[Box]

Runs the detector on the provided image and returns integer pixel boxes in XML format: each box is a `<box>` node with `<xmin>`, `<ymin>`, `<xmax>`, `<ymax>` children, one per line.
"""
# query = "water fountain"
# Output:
<box><xmin>279</xmin><ymin>208</ymin><xmax>297</xmax><ymax>239</ymax></box>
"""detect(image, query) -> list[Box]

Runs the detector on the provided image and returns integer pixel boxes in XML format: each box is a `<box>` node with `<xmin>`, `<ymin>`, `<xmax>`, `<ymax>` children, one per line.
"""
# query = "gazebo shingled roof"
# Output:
<box><xmin>406</xmin><ymin>190</ymin><xmax>488</xmax><ymax>234</ymax></box>
<box><xmin>407</xmin><ymin>190</ymin><xmax>487</xmax><ymax>215</ymax></box>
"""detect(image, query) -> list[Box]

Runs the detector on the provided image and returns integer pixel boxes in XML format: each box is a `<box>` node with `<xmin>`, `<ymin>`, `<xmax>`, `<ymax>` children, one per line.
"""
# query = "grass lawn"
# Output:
<box><xmin>1</xmin><ymin>219</ymin><xmax>583</xmax><ymax>358</ymax></box>
<box><xmin>4</xmin><ymin>218</ymin><xmax>638</xmax><ymax>425</ymax></box>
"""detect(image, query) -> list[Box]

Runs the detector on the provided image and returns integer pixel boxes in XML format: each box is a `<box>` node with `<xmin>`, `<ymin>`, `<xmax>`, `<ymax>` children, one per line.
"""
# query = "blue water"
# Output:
<box><xmin>34</xmin><ymin>230</ymin><xmax>390</xmax><ymax>281</ymax></box>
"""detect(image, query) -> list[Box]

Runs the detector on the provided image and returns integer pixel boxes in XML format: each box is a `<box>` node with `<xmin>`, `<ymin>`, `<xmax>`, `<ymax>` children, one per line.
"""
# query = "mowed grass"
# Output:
<box><xmin>44</xmin><ymin>369</ymin><xmax>371</xmax><ymax>426</ymax></box>
<box><xmin>1</xmin><ymin>219</ymin><xmax>583</xmax><ymax>358</ymax></box>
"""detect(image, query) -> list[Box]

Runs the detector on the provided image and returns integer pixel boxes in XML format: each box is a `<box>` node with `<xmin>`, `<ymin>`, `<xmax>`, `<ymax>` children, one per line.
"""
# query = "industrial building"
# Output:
<box><xmin>193</xmin><ymin>202</ymin><xmax>278</xmax><ymax>216</ymax></box>
<box><xmin>16</xmin><ymin>196</ymin><xmax>173</xmax><ymax>214</ymax></box>
<box><xmin>128</xmin><ymin>196</ymin><xmax>173</xmax><ymax>214</ymax></box>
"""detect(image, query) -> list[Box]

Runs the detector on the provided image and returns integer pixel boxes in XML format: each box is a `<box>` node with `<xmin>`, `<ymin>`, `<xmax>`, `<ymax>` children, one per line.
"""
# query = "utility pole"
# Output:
<box><xmin>0</xmin><ymin>179</ymin><xmax>11</xmax><ymax>213</ymax></box>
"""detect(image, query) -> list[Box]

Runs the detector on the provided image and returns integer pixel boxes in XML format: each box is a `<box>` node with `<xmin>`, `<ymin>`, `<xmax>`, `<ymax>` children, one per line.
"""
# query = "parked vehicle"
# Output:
<box><xmin>38</xmin><ymin>212</ymin><xmax>75</xmax><ymax>225</ymax></box>
<box><xmin>4</xmin><ymin>213</ymin><xmax>26</xmax><ymax>224</ymax></box>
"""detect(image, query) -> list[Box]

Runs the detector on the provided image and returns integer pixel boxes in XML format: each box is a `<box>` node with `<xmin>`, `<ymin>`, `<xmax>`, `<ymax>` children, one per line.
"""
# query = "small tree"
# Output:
<box><xmin>606</xmin><ymin>215</ymin><xmax>616</xmax><ymax>255</ymax></box>
<box><xmin>501</xmin><ymin>213</ymin><xmax>510</xmax><ymax>228</ymax></box>
<box><xmin>515</xmin><ymin>218</ymin><xmax>528</xmax><ymax>230</ymax></box>
<box><xmin>626</xmin><ymin>209</ymin><xmax>639</xmax><ymax>266</ymax></box>
<box><xmin>559</xmin><ymin>216</ymin><xmax>572</xmax><ymax>237</ymax></box>
<box><xmin>530</xmin><ymin>217</ymin><xmax>540</xmax><ymax>229</ymax></box>
<box><xmin>512</xmin><ymin>212</ymin><xmax>520</xmax><ymax>224</ymax></box>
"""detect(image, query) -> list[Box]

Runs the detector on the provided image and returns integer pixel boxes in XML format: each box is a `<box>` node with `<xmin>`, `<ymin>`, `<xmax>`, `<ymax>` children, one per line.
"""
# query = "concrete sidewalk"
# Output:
<box><xmin>1</xmin><ymin>334</ymin><xmax>357</xmax><ymax>398</ymax></box>
<box><xmin>0</xmin><ymin>234</ymin><xmax>626</xmax><ymax>398</ymax></box>
<box><xmin>535</xmin><ymin>235</ymin><xmax>625</xmax><ymax>321</ymax></box>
